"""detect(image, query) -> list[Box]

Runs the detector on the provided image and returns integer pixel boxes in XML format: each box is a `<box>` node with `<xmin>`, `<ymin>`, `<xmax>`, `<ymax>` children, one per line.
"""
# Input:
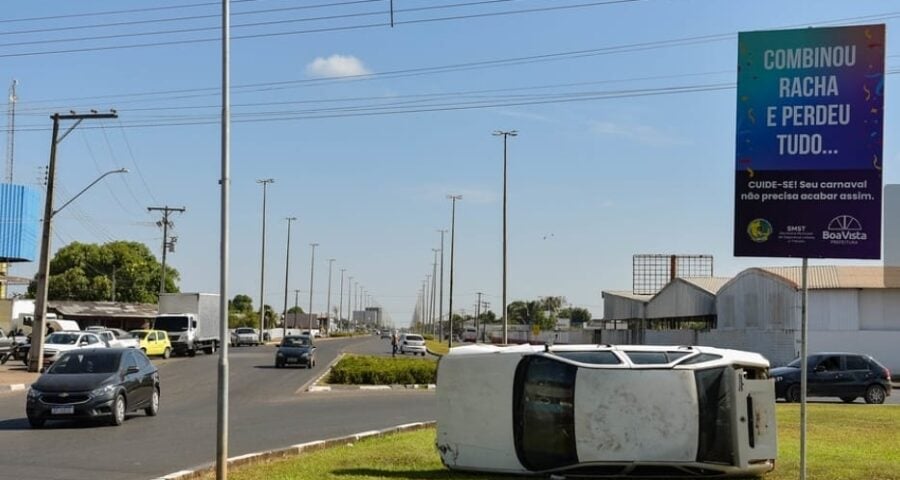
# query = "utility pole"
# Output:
<box><xmin>29</xmin><ymin>110</ymin><xmax>118</xmax><ymax>373</ymax></box>
<box><xmin>437</xmin><ymin>229</ymin><xmax>446</xmax><ymax>340</ymax></box>
<box><xmin>338</xmin><ymin>268</ymin><xmax>346</xmax><ymax>332</ymax></box>
<box><xmin>148</xmin><ymin>205</ymin><xmax>186</xmax><ymax>295</ymax></box>
<box><xmin>447</xmin><ymin>194</ymin><xmax>462</xmax><ymax>348</ymax></box>
<box><xmin>326</xmin><ymin>258</ymin><xmax>335</xmax><ymax>334</ymax></box>
<box><xmin>256</xmin><ymin>178</ymin><xmax>274</xmax><ymax>343</ymax></box>
<box><xmin>493</xmin><ymin>130</ymin><xmax>517</xmax><ymax>344</ymax></box>
<box><xmin>476</xmin><ymin>292</ymin><xmax>483</xmax><ymax>343</ymax></box>
<box><xmin>308</xmin><ymin>243</ymin><xmax>318</xmax><ymax>332</ymax></box>
<box><xmin>281</xmin><ymin>217</ymin><xmax>297</xmax><ymax>340</ymax></box>
<box><xmin>347</xmin><ymin>276</ymin><xmax>354</xmax><ymax>334</ymax></box>
<box><xmin>216</xmin><ymin>2</ymin><xmax>231</xmax><ymax>477</ymax></box>
<box><xmin>430</xmin><ymin>248</ymin><xmax>438</xmax><ymax>335</ymax></box>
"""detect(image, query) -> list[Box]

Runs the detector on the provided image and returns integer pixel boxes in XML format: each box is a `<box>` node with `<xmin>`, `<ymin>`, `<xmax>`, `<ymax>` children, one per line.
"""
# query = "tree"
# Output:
<box><xmin>559</xmin><ymin>307</ymin><xmax>592</xmax><ymax>324</ymax></box>
<box><xmin>230</xmin><ymin>294</ymin><xmax>254</xmax><ymax>313</ymax></box>
<box><xmin>287</xmin><ymin>306</ymin><xmax>305</xmax><ymax>314</ymax></box>
<box><xmin>27</xmin><ymin>241</ymin><xmax>178</xmax><ymax>303</ymax></box>
<box><xmin>477</xmin><ymin>310</ymin><xmax>497</xmax><ymax>324</ymax></box>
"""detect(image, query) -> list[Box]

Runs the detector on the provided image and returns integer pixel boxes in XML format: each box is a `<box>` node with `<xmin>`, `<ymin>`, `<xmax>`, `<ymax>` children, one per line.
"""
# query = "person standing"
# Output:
<box><xmin>391</xmin><ymin>332</ymin><xmax>398</xmax><ymax>357</ymax></box>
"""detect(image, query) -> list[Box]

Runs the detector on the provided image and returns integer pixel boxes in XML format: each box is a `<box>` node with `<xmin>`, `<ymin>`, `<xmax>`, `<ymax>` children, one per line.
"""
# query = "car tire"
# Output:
<box><xmin>140</xmin><ymin>348</ymin><xmax>147</xmax><ymax>354</ymax></box>
<box><xmin>188</xmin><ymin>348</ymin><xmax>196</xmax><ymax>357</ymax></box>
<box><xmin>27</xmin><ymin>416</ymin><xmax>45</xmax><ymax>428</ymax></box>
<box><xmin>206</xmin><ymin>343</ymin><xmax>217</xmax><ymax>355</ymax></box>
<box><xmin>162</xmin><ymin>347</ymin><xmax>171</xmax><ymax>359</ymax></box>
<box><xmin>786</xmin><ymin>384</ymin><xmax>801</xmax><ymax>403</ymax></box>
<box><xmin>840</xmin><ymin>396</ymin><xmax>857</xmax><ymax>403</ymax></box>
<box><xmin>275</xmin><ymin>361</ymin><xmax>282</xmax><ymax>368</ymax></box>
<box><xmin>110</xmin><ymin>394</ymin><xmax>126</xmax><ymax>426</ymax></box>
<box><xmin>145</xmin><ymin>388</ymin><xmax>160</xmax><ymax>416</ymax></box>
<box><xmin>865</xmin><ymin>385</ymin><xmax>886</xmax><ymax>404</ymax></box>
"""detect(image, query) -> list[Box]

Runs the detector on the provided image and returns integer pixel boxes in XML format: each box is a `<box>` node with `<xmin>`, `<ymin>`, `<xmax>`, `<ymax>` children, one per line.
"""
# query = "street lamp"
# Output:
<box><xmin>326</xmin><ymin>258</ymin><xmax>335</xmax><ymax>334</ymax></box>
<box><xmin>256</xmin><ymin>178</ymin><xmax>275</xmax><ymax>344</ymax></box>
<box><xmin>282</xmin><ymin>217</ymin><xmax>297</xmax><ymax>340</ymax></box>
<box><xmin>447</xmin><ymin>194</ymin><xmax>462</xmax><ymax>348</ymax></box>
<box><xmin>29</xmin><ymin>152</ymin><xmax>126</xmax><ymax>372</ymax></box>
<box><xmin>338</xmin><ymin>268</ymin><xmax>346</xmax><ymax>332</ymax></box>
<box><xmin>308</xmin><ymin>243</ymin><xmax>319</xmax><ymax>332</ymax></box>
<box><xmin>436</xmin><ymin>229</ymin><xmax>446</xmax><ymax>339</ymax></box>
<box><xmin>493</xmin><ymin>130</ymin><xmax>517</xmax><ymax>344</ymax></box>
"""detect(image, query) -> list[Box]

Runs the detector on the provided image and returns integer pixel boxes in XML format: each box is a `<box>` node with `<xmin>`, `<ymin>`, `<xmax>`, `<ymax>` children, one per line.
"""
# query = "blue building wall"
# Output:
<box><xmin>0</xmin><ymin>183</ymin><xmax>41</xmax><ymax>263</ymax></box>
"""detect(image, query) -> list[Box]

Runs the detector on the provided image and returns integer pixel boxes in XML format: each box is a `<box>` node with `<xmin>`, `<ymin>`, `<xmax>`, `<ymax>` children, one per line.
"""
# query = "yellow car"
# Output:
<box><xmin>130</xmin><ymin>330</ymin><xmax>172</xmax><ymax>359</ymax></box>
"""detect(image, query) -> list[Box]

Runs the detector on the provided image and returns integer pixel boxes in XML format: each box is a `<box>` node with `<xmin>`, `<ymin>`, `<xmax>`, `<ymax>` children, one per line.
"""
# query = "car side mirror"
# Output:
<box><xmin>126</xmin><ymin>366</ymin><xmax>139</xmax><ymax>374</ymax></box>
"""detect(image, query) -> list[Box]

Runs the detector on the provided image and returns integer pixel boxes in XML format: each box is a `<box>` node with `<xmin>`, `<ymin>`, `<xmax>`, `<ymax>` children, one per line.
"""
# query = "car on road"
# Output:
<box><xmin>399</xmin><ymin>333</ymin><xmax>427</xmax><ymax>356</ymax></box>
<box><xmin>772</xmin><ymin>352</ymin><xmax>892</xmax><ymax>404</ymax></box>
<box><xmin>380</xmin><ymin>330</ymin><xmax>393</xmax><ymax>339</ymax></box>
<box><xmin>231</xmin><ymin>327</ymin><xmax>260</xmax><ymax>347</ymax></box>
<box><xmin>275</xmin><ymin>335</ymin><xmax>316</xmax><ymax>368</ymax></box>
<box><xmin>34</xmin><ymin>331</ymin><xmax>109</xmax><ymax>366</ymax></box>
<box><xmin>130</xmin><ymin>330</ymin><xmax>173</xmax><ymax>358</ymax></box>
<box><xmin>93</xmin><ymin>329</ymin><xmax>140</xmax><ymax>349</ymax></box>
<box><xmin>26</xmin><ymin>348</ymin><xmax>160</xmax><ymax>428</ymax></box>
<box><xmin>437</xmin><ymin>344</ymin><xmax>776</xmax><ymax>478</ymax></box>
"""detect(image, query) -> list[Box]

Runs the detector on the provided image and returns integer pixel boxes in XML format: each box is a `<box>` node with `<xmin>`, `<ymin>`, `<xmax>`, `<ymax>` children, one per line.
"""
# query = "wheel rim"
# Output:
<box><xmin>115</xmin><ymin>397</ymin><xmax>125</xmax><ymax>423</ymax></box>
<box><xmin>152</xmin><ymin>391</ymin><xmax>159</xmax><ymax>411</ymax></box>
<box><xmin>869</xmin><ymin>387</ymin><xmax>885</xmax><ymax>403</ymax></box>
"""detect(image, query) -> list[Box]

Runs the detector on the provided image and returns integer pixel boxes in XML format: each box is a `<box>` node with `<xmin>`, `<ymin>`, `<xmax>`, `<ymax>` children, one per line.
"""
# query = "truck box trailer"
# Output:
<box><xmin>156</xmin><ymin>293</ymin><xmax>221</xmax><ymax>357</ymax></box>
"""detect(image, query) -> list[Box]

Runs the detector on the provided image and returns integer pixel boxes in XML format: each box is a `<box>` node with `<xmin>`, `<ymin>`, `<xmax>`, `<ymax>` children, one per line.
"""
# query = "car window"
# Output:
<box><xmin>624</xmin><ymin>351</ymin><xmax>688</xmax><ymax>364</ymax></box>
<box><xmin>282</xmin><ymin>337</ymin><xmax>310</xmax><ymax>347</ymax></box>
<box><xmin>513</xmin><ymin>356</ymin><xmax>578</xmax><ymax>471</ymax></box>
<box><xmin>86</xmin><ymin>335</ymin><xmax>99</xmax><ymax>345</ymax></box>
<box><xmin>694</xmin><ymin>368</ymin><xmax>733</xmax><ymax>464</ymax></box>
<box><xmin>553</xmin><ymin>351</ymin><xmax>621</xmax><ymax>365</ymax></box>
<box><xmin>404</xmin><ymin>335</ymin><xmax>424</xmax><ymax>341</ymax></box>
<box><xmin>159</xmin><ymin>332</ymin><xmax>168</xmax><ymax>341</ymax></box>
<box><xmin>679</xmin><ymin>353</ymin><xmax>723</xmax><ymax>365</ymax></box>
<box><xmin>135</xmin><ymin>351</ymin><xmax>152</xmax><ymax>369</ymax></box>
<box><xmin>845</xmin><ymin>355</ymin><xmax>868</xmax><ymax>371</ymax></box>
<box><xmin>49</xmin><ymin>352</ymin><xmax>121</xmax><ymax>374</ymax></box>
<box><xmin>132</xmin><ymin>331</ymin><xmax>149</xmax><ymax>340</ymax></box>
<box><xmin>123</xmin><ymin>351</ymin><xmax>139</xmax><ymax>371</ymax></box>
<box><xmin>816</xmin><ymin>356</ymin><xmax>841</xmax><ymax>372</ymax></box>
<box><xmin>47</xmin><ymin>333</ymin><xmax>79</xmax><ymax>345</ymax></box>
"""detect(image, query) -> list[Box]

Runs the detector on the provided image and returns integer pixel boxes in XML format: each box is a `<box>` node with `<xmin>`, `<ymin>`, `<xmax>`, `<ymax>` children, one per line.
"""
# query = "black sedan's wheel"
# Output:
<box><xmin>865</xmin><ymin>385</ymin><xmax>886</xmax><ymax>404</ymax></box>
<box><xmin>145</xmin><ymin>388</ymin><xmax>160</xmax><ymax>416</ymax></box>
<box><xmin>785</xmin><ymin>384</ymin><xmax>801</xmax><ymax>403</ymax></box>
<box><xmin>27</xmin><ymin>416</ymin><xmax>45</xmax><ymax>428</ymax></box>
<box><xmin>275</xmin><ymin>361</ymin><xmax>282</xmax><ymax>368</ymax></box>
<box><xmin>110</xmin><ymin>394</ymin><xmax>126</xmax><ymax>426</ymax></box>
<box><xmin>840</xmin><ymin>396</ymin><xmax>857</xmax><ymax>403</ymax></box>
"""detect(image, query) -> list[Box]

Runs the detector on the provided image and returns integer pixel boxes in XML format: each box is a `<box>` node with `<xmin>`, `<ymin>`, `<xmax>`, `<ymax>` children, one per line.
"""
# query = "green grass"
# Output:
<box><xmin>205</xmin><ymin>404</ymin><xmax>900</xmax><ymax>480</ymax></box>
<box><xmin>425</xmin><ymin>340</ymin><xmax>449</xmax><ymax>356</ymax></box>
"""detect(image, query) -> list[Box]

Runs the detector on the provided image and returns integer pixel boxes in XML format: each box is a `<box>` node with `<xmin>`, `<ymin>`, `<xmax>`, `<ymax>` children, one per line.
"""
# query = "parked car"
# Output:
<box><xmin>772</xmin><ymin>352</ymin><xmax>892</xmax><ymax>404</ymax></box>
<box><xmin>130</xmin><ymin>330</ymin><xmax>172</xmax><ymax>358</ymax></box>
<box><xmin>93</xmin><ymin>329</ymin><xmax>140</xmax><ymax>349</ymax></box>
<box><xmin>36</xmin><ymin>331</ymin><xmax>109</xmax><ymax>366</ymax></box>
<box><xmin>26</xmin><ymin>348</ymin><xmax>160</xmax><ymax>428</ymax></box>
<box><xmin>380</xmin><ymin>330</ymin><xmax>393</xmax><ymax>340</ymax></box>
<box><xmin>437</xmin><ymin>344</ymin><xmax>776</xmax><ymax>478</ymax></box>
<box><xmin>399</xmin><ymin>333</ymin><xmax>427</xmax><ymax>356</ymax></box>
<box><xmin>231</xmin><ymin>327</ymin><xmax>260</xmax><ymax>347</ymax></box>
<box><xmin>275</xmin><ymin>335</ymin><xmax>316</xmax><ymax>368</ymax></box>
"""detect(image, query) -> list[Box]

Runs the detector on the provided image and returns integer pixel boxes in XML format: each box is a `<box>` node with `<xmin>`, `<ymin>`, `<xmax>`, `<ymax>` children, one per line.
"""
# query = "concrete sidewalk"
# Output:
<box><xmin>0</xmin><ymin>363</ymin><xmax>38</xmax><ymax>392</ymax></box>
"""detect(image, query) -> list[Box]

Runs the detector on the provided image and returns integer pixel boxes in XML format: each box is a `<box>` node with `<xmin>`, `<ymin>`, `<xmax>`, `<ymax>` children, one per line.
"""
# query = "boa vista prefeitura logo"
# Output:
<box><xmin>747</xmin><ymin>218</ymin><xmax>773</xmax><ymax>243</ymax></box>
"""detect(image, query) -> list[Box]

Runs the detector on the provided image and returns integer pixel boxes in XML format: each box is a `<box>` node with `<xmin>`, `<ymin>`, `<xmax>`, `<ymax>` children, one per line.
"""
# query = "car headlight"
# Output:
<box><xmin>277</xmin><ymin>351</ymin><xmax>284</xmax><ymax>357</ymax></box>
<box><xmin>301</xmin><ymin>353</ymin><xmax>309</xmax><ymax>358</ymax></box>
<box><xmin>774</xmin><ymin>376</ymin><xmax>783</xmax><ymax>382</ymax></box>
<box><xmin>90</xmin><ymin>384</ymin><xmax>117</xmax><ymax>398</ymax></box>
<box><xmin>27</xmin><ymin>387</ymin><xmax>41</xmax><ymax>399</ymax></box>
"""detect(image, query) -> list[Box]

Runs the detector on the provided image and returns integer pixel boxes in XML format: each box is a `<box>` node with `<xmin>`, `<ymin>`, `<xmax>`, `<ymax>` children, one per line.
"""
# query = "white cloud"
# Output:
<box><xmin>305</xmin><ymin>54</ymin><xmax>371</xmax><ymax>78</ymax></box>
<box><xmin>589</xmin><ymin>121</ymin><xmax>689</xmax><ymax>147</ymax></box>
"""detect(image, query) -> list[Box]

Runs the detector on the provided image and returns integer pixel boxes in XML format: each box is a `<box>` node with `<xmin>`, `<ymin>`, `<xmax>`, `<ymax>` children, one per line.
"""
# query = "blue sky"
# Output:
<box><xmin>4</xmin><ymin>0</ymin><xmax>899</xmax><ymax>325</ymax></box>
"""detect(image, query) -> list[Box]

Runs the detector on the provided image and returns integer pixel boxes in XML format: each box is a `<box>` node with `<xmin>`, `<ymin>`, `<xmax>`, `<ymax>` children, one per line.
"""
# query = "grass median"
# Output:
<box><xmin>326</xmin><ymin>354</ymin><xmax>437</xmax><ymax>385</ymax></box>
<box><xmin>203</xmin><ymin>404</ymin><xmax>900</xmax><ymax>480</ymax></box>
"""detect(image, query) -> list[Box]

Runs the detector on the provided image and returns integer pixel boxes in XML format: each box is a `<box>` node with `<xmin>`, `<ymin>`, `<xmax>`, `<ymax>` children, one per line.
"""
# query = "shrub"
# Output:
<box><xmin>327</xmin><ymin>355</ymin><xmax>437</xmax><ymax>385</ymax></box>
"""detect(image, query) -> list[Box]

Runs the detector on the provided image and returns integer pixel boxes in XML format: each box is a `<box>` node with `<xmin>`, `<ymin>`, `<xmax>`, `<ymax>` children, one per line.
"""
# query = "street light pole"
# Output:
<box><xmin>347</xmin><ymin>276</ymin><xmax>354</xmax><ymax>333</ymax></box>
<box><xmin>256</xmin><ymin>178</ymin><xmax>274</xmax><ymax>343</ymax></box>
<box><xmin>308</xmin><ymin>243</ymin><xmax>318</xmax><ymax>332</ymax></box>
<box><xmin>216</xmin><ymin>3</ymin><xmax>231</xmax><ymax>476</ymax></box>
<box><xmin>281</xmin><ymin>217</ymin><xmax>297</xmax><ymax>340</ymax></box>
<box><xmin>29</xmin><ymin>110</ymin><xmax>120</xmax><ymax>373</ymax></box>
<box><xmin>436</xmin><ymin>229</ymin><xmax>446</xmax><ymax>340</ymax></box>
<box><xmin>326</xmin><ymin>258</ymin><xmax>335</xmax><ymax>334</ymax></box>
<box><xmin>338</xmin><ymin>268</ymin><xmax>346</xmax><ymax>332</ymax></box>
<box><xmin>493</xmin><ymin>130</ymin><xmax>517</xmax><ymax>344</ymax></box>
<box><xmin>447</xmin><ymin>194</ymin><xmax>462</xmax><ymax>348</ymax></box>
<box><xmin>431</xmin><ymin>248</ymin><xmax>438</xmax><ymax>335</ymax></box>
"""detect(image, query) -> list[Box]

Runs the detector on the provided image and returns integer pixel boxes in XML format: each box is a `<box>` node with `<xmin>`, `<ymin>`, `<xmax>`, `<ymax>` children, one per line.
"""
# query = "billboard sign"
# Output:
<box><xmin>734</xmin><ymin>24</ymin><xmax>884</xmax><ymax>258</ymax></box>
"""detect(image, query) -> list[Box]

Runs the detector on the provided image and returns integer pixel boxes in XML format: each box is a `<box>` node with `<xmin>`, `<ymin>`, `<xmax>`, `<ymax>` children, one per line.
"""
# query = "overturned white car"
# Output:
<box><xmin>436</xmin><ymin>344</ymin><xmax>776</xmax><ymax>478</ymax></box>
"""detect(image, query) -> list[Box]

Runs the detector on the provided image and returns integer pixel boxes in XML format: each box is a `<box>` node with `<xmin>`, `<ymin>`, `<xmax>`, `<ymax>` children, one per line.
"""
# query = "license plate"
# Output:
<box><xmin>286</xmin><ymin>358</ymin><xmax>298</xmax><ymax>363</ymax></box>
<box><xmin>51</xmin><ymin>406</ymin><xmax>74</xmax><ymax>415</ymax></box>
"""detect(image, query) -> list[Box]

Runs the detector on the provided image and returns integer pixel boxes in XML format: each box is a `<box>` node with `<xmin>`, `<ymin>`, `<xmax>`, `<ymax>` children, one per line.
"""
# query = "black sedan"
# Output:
<box><xmin>772</xmin><ymin>352</ymin><xmax>892</xmax><ymax>404</ymax></box>
<box><xmin>26</xmin><ymin>348</ymin><xmax>160</xmax><ymax>427</ymax></box>
<box><xmin>275</xmin><ymin>335</ymin><xmax>316</xmax><ymax>368</ymax></box>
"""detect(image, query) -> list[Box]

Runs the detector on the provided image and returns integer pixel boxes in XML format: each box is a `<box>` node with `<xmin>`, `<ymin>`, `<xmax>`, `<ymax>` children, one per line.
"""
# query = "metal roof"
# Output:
<box><xmin>48</xmin><ymin>301</ymin><xmax>158</xmax><ymax>318</ymax></box>
<box><xmin>758</xmin><ymin>266</ymin><xmax>900</xmax><ymax>289</ymax></box>
<box><xmin>602</xmin><ymin>290</ymin><xmax>653</xmax><ymax>302</ymax></box>
<box><xmin>677</xmin><ymin>277</ymin><xmax>731</xmax><ymax>294</ymax></box>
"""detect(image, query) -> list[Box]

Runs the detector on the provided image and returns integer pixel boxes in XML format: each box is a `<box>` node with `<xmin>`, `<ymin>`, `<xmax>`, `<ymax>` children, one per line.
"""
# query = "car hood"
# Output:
<box><xmin>770</xmin><ymin>366</ymin><xmax>799</xmax><ymax>378</ymax></box>
<box><xmin>32</xmin><ymin>373</ymin><xmax>117</xmax><ymax>393</ymax></box>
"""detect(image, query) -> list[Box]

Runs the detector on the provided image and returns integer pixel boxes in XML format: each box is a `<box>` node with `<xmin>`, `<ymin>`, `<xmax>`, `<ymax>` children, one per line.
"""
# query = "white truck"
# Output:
<box><xmin>155</xmin><ymin>293</ymin><xmax>221</xmax><ymax>357</ymax></box>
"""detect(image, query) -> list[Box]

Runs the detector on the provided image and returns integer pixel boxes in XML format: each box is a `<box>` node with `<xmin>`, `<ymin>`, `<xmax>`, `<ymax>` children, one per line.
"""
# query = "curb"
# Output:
<box><xmin>0</xmin><ymin>384</ymin><xmax>25</xmax><ymax>392</ymax></box>
<box><xmin>152</xmin><ymin>421</ymin><xmax>436</xmax><ymax>480</ymax></box>
<box><xmin>308</xmin><ymin>383</ymin><xmax>436</xmax><ymax>393</ymax></box>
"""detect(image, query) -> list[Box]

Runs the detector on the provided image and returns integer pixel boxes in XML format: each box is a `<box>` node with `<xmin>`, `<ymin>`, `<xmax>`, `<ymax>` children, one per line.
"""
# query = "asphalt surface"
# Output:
<box><xmin>0</xmin><ymin>336</ymin><xmax>436</xmax><ymax>480</ymax></box>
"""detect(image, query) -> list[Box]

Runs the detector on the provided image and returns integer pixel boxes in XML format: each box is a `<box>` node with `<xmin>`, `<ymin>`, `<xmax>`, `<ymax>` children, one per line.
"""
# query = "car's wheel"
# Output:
<box><xmin>275</xmin><ymin>361</ymin><xmax>282</xmax><ymax>368</ymax></box>
<box><xmin>27</xmin><ymin>416</ymin><xmax>45</xmax><ymax>428</ymax></box>
<box><xmin>206</xmin><ymin>343</ymin><xmax>217</xmax><ymax>355</ymax></box>
<box><xmin>140</xmin><ymin>348</ymin><xmax>147</xmax><ymax>354</ymax></box>
<box><xmin>145</xmin><ymin>388</ymin><xmax>160</xmax><ymax>416</ymax></box>
<box><xmin>840</xmin><ymin>396</ymin><xmax>857</xmax><ymax>403</ymax></box>
<box><xmin>865</xmin><ymin>385</ymin><xmax>886</xmax><ymax>404</ymax></box>
<box><xmin>162</xmin><ymin>347</ymin><xmax>171</xmax><ymax>359</ymax></box>
<box><xmin>110</xmin><ymin>394</ymin><xmax>126</xmax><ymax>426</ymax></box>
<box><xmin>786</xmin><ymin>384</ymin><xmax>801</xmax><ymax>403</ymax></box>
<box><xmin>188</xmin><ymin>348</ymin><xmax>196</xmax><ymax>357</ymax></box>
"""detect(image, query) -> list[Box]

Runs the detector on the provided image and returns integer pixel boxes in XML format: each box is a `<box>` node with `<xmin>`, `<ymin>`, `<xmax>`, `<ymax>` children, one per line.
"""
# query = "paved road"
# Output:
<box><xmin>0</xmin><ymin>336</ymin><xmax>436</xmax><ymax>480</ymax></box>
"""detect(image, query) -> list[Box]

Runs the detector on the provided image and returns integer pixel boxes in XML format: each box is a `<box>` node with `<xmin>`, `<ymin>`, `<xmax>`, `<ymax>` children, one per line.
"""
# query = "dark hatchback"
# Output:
<box><xmin>275</xmin><ymin>335</ymin><xmax>316</xmax><ymax>368</ymax></box>
<box><xmin>772</xmin><ymin>352</ymin><xmax>892</xmax><ymax>404</ymax></box>
<box><xmin>26</xmin><ymin>348</ymin><xmax>160</xmax><ymax>427</ymax></box>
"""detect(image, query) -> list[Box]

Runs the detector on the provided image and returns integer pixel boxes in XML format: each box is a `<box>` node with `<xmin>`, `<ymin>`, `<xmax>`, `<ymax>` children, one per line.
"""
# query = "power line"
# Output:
<box><xmin>0</xmin><ymin>0</ymin><xmax>260</xmax><ymax>24</ymax></box>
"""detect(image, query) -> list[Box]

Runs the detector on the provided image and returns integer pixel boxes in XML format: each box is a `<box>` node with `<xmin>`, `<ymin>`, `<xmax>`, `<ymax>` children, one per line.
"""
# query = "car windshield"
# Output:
<box><xmin>155</xmin><ymin>316</ymin><xmax>189</xmax><ymax>332</ymax></box>
<box><xmin>46</xmin><ymin>333</ymin><xmax>79</xmax><ymax>345</ymax></box>
<box><xmin>131</xmin><ymin>331</ymin><xmax>149</xmax><ymax>339</ymax></box>
<box><xmin>236</xmin><ymin>328</ymin><xmax>254</xmax><ymax>334</ymax></box>
<box><xmin>405</xmin><ymin>335</ymin><xmax>423</xmax><ymax>341</ymax></box>
<box><xmin>48</xmin><ymin>352</ymin><xmax>120</xmax><ymax>374</ymax></box>
<box><xmin>282</xmin><ymin>337</ymin><xmax>310</xmax><ymax>347</ymax></box>
<box><xmin>786</xmin><ymin>358</ymin><xmax>803</xmax><ymax>368</ymax></box>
